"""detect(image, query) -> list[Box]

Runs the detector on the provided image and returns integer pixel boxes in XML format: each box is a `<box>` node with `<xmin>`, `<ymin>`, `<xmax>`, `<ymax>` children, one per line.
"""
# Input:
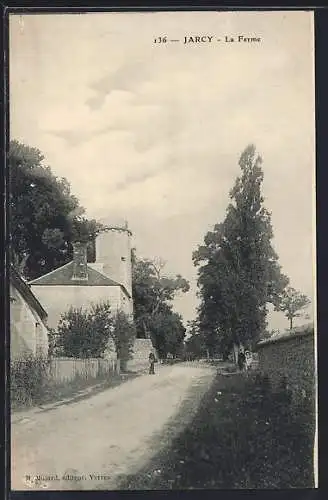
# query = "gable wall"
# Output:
<box><xmin>31</xmin><ymin>285</ymin><xmax>122</xmax><ymax>329</ymax></box>
<box><xmin>10</xmin><ymin>284</ymin><xmax>49</xmax><ymax>359</ymax></box>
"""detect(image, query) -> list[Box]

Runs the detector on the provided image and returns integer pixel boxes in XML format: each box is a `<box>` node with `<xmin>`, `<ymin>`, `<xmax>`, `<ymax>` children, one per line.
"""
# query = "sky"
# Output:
<box><xmin>9</xmin><ymin>11</ymin><xmax>315</xmax><ymax>331</ymax></box>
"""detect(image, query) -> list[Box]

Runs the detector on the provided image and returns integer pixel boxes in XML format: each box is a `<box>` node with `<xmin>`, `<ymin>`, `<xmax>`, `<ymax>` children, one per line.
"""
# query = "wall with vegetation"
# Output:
<box><xmin>257</xmin><ymin>329</ymin><xmax>315</xmax><ymax>404</ymax></box>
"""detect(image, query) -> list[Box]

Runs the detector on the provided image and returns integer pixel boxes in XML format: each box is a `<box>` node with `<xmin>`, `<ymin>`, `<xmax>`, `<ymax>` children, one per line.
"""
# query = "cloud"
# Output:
<box><xmin>9</xmin><ymin>11</ymin><xmax>315</xmax><ymax>329</ymax></box>
<box><xmin>86</xmin><ymin>59</ymin><xmax>154</xmax><ymax>110</ymax></box>
<box><xmin>114</xmin><ymin>170</ymin><xmax>157</xmax><ymax>191</ymax></box>
<box><xmin>45</xmin><ymin>125</ymin><xmax>116</xmax><ymax>148</ymax></box>
<box><xmin>44</xmin><ymin>116</ymin><xmax>148</xmax><ymax>149</ymax></box>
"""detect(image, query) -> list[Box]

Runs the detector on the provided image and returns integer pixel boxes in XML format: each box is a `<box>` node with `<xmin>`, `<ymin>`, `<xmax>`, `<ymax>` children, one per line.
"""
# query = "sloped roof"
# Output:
<box><xmin>256</xmin><ymin>323</ymin><xmax>314</xmax><ymax>349</ymax></box>
<box><xmin>10</xmin><ymin>266</ymin><xmax>48</xmax><ymax>320</ymax></box>
<box><xmin>29</xmin><ymin>261</ymin><xmax>131</xmax><ymax>298</ymax></box>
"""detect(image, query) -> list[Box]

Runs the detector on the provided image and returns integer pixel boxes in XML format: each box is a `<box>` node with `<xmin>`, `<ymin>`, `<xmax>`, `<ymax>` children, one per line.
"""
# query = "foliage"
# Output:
<box><xmin>193</xmin><ymin>145</ymin><xmax>289</xmax><ymax>354</ymax></box>
<box><xmin>132</xmin><ymin>256</ymin><xmax>189</xmax><ymax>332</ymax></box>
<box><xmin>11</xmin><ymin>352</ymin><xmax>133</xmax><ymax>410</ymax></box>
<box><xmin>9</xmin><ymin>140</ymin><xmax>102</xmax><ymax>279</ymax></box>
<box><xmin>111</xmin><ymin>311</ymin><xmax>136</xmax><ymax>367</ymax></box>
<box><xmin>184</xmin><ymin>334</ymin><xmax>207</xmax><ymax>360</ymax></box>
<box><xmin>11</xmin><ymin>353</ymin><xmax>50</xmax><ymax>407</ymax></box>
<box><xmin>132</xmin><ymin>253</ymin><xmax>189</xmax><ymax>358</ymax></box>
<box><xmin>54</xmin><ymin>303</ymin><xmax>136</xmax><ymax>364</ymax></box>
<box><xmin>147</xmin><ymin>305</ymin><xmax>186</xmax><ymax>359</ymax></box>
<box><xmin>274</xmin><ymin>286</ymin><xmax>311</xmax><ymax>329</ymax></box>
<box><xmin>48</xmin><ymin>328</ymin><xmax>60</xmax><ymax>357</ymax></box>
<box><xmin>55</xmin><ymin>302</ymin><xmax>114</xmax><ymax>358</ymax></box>
<box><xmin>184</xmin><ymin>320</ymin><xmax>208</xmax><ymax>360</ymax></box>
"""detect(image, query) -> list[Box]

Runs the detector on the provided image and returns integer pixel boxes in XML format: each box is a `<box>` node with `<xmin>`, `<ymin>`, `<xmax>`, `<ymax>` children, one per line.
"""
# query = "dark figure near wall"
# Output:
<box><xmin>238</xmin><ymin>350</ymin><xmax>246</xmax><ymax>372</ymax></box>
<box><xmin>149</xmin><ymin>352</ymin><xmax>156</xmax><ymax>375</ymax></box>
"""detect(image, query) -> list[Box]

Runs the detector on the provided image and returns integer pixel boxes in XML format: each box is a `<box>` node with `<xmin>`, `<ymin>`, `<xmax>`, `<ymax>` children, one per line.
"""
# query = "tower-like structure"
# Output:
<box><xmin>95</xmin><ymin>220</ymin><xmax>156</xmax><ymax>371</ymax></box>
<box><xmin>95</xmin><ymin>221</ymin><xmax>133</xmax><ymax>298</ymax></box>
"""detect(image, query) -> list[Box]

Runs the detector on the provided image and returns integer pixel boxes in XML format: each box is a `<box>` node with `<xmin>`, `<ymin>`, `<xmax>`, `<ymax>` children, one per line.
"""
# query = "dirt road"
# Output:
<box><xmin>11</xmin><ymin>364</ymin><xmax>216</xmax><ymax>490</ymax></box>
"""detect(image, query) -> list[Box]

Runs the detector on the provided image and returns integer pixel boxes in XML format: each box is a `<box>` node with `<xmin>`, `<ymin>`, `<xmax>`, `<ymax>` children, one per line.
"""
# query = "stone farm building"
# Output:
<box><xmin>29</xmin><ymin>224</ymin><xmax>134</xmax><ymax>330</ymax></box>
<box><xmin>10</xmin><ymin>266</ymin><xmax>49</xmax><ymax>359</ymax></box>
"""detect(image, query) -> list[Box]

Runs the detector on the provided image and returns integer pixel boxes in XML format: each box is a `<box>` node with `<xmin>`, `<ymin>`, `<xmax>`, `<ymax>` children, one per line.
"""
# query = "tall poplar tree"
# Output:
<box><xmin>193</xmin><ymin>145</ymin><xmax>288</xmax><ymax>353</ymax></box>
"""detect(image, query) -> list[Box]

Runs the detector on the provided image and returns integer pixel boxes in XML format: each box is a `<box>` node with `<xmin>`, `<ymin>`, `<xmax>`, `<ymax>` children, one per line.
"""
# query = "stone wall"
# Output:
<box><xmin>257</xmin><ymin>327</ymin><xmax>315</xmax><ymax>404</ymax></box>
<box><xmin>128</xmin><ymin>338</ymin><xmax>155</xmax><ymax>373</ymax></box>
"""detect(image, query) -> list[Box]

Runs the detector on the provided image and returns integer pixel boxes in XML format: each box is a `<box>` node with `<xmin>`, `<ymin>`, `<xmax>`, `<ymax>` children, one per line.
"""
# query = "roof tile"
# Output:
<box><xmin>29</xmin><ymin>261</ymin><xmax>122</xmax><ymax>287</ymax></box>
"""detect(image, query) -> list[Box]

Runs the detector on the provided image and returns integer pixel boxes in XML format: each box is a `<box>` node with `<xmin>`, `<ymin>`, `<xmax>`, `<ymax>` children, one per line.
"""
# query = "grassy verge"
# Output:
<box><xmin>120</xmin><ymin>372</ymin><xmax>315</xmax><ymax>489</ymax></box>
<box><xmin>11</xmin><ymin>356</ymin><xmax>138</xmax><ymax>412</ymax></box>
<box><xmin>35</xmin><ymin>372</ymin><xmax>138</xmax><ymax>407</ymax></box>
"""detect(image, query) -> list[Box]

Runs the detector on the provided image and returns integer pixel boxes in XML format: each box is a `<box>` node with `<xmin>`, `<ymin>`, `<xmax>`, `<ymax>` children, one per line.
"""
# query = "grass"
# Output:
<box><xmin>119</xmin><ymin>372</ymin><xmax>315</xmax><ymax>490</ymax></box>
<box><xmin>33</xmin><ymin>371</ymin><xmax>138</xmax><ymax>409</ymax></box>
<box><xmin>11</xmin><ymin>356</ymin><xmax>138</xmax><ymax>412</ymax></box>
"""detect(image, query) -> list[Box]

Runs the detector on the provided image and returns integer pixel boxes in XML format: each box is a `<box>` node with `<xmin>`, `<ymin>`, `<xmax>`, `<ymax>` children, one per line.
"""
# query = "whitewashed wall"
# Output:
<box><xmin>96</xmin><ymin>228</ymin><xmax>133</xmax><ymax>297</ymax></box>
<box><xmin>31</xmin><ymin>285</ymin><xmax>123</xmax><ymax>329</ymax></box>
<box><xmin>10</xmin><ymin>284</ymin><xmax>49</xmax><ymax>359</ymax></box>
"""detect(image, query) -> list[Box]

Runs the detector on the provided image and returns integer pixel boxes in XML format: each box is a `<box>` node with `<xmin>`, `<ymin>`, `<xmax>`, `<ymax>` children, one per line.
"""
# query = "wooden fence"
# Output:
<box><xmin>48</xmin><ymin>357</ymin><xmax>120</xmax><ymax>383</ymax></box>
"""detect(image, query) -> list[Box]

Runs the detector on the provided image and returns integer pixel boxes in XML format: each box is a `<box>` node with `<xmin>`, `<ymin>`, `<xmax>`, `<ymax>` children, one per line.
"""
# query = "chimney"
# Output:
<box><xmin>72</xmin><ymin>242</ymin><xmax>88</xmax><ymax>280</ymax></box>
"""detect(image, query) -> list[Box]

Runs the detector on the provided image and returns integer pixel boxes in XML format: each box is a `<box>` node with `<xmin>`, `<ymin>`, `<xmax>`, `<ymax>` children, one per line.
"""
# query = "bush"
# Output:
<box><xmin>11</xmin><ymin>353</ymin><xmax>50</xmax><ymax>407</ymax></box>
<box><xmin>55</xmin><ymin>302</ymin><xmax>115</xmax><ymax>358</ymax></box>
<box><xmin>54</xmin><ymin>304</ymin><xmax>137</xmax><ymax>367</ymax></box>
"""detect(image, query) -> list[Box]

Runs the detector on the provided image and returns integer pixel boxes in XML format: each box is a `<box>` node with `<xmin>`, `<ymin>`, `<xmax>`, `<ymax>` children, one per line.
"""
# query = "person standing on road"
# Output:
<box><xmin>238</xmin><ymin>349</ymin><xmax>246</xmax><ymax>372</ymax></box>
<box><xmin>149</xmin><ymin>352</ymin><xmax>156</xmax><ymax>375</ymax></box>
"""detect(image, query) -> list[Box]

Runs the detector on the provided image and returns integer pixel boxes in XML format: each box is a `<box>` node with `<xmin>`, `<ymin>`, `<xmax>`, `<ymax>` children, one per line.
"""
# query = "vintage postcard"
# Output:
<box><xmin>9</xmin><ymin>10</ymin><xmax>316</xmax><ymax>490</ymax></box>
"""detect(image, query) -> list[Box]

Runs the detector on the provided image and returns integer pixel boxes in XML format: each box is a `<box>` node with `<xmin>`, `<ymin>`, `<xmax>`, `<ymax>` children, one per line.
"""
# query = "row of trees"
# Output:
<box><xmin>9</xmin><ymin>140</ymin><xmax>189</xmax><ymax>360</ymax></box>
<box><xmin>10</xmin><ymin>140</ymin><xmax>311</xmax><ymax>363</ymax></box>
<box><xmin>191</xmin><ymin>144</ymin><xmax>311</xmax><ymax>358</ymax></box>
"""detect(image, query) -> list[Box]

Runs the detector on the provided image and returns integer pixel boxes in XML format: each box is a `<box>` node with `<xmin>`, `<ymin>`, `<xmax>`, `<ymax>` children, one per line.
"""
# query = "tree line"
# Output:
<box><xmin>9</xmin><ymin>140</ymin><xmax>310</xmax><ymax>363</ymax></box>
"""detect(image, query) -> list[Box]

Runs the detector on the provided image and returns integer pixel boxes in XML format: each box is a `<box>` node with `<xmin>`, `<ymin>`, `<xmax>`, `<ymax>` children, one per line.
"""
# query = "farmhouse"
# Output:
<box><xmin>10</xmin><ymin>266</ymin><xmax>49</xmax><ymax>359</ymax></box>
<box><xmin>29</xmin><ymin>223</ymin><xmax>134</xmax><ymax>330</ymax></box>
<box><xmin>29</xmin><ymin>221</ymin><xmax>155</xmax><ymax>371</ymax></box>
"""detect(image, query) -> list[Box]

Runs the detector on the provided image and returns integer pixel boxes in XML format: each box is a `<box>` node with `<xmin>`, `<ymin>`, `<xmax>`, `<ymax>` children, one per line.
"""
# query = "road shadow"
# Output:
<box><xmin>113</xmin><ymin>366</ymin><xmax>219</xmax><ymax>490</ymax></box>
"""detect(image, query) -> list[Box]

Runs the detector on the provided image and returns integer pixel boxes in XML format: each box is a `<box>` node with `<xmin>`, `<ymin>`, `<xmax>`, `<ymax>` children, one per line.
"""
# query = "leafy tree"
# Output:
<box><xmin>54</xmin><ymin>303</ymin><xmax>137</xmax><ymax>365</ymax></box>
<box><xmin>275</xmin><ymin>287</ymin><xmax>311</xmax><ymax>329</ymax></box>
<box><xmin>132</xmin><ymin>253</ymin><xmax>189</xmax><ymax>358</ymax></box>
<box><xmin>56</xmin><ymin>302</ymin><xmax>114</xmax><ymax>358</ymax></box>
<box><xmin>184</xmin><ymin>320</ymin><xmax>208</xmax><ymax>360</ymax></box>
<box><xmin>9</xmin><ymin>140</ymin><xmax>102</xmax><ymax>279</ymax></box>
<box><xmin>111</xmin><ymin>311</ymin><xmax>136</xmax><ymax>370</ymax></box>
<box><xmin>193</xmin><ymin>145</ymin><xmax>289</xmax><ymax>355</ymax></box>
<box><xmin>148</xmin><ymin>304</ymin><xmax>186</xmax><ymax>359</ymax></box>
<box><xmin>132</xmin><ymin>255</ymin><xmax>189</xmax><ymax>335</ymax></box>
